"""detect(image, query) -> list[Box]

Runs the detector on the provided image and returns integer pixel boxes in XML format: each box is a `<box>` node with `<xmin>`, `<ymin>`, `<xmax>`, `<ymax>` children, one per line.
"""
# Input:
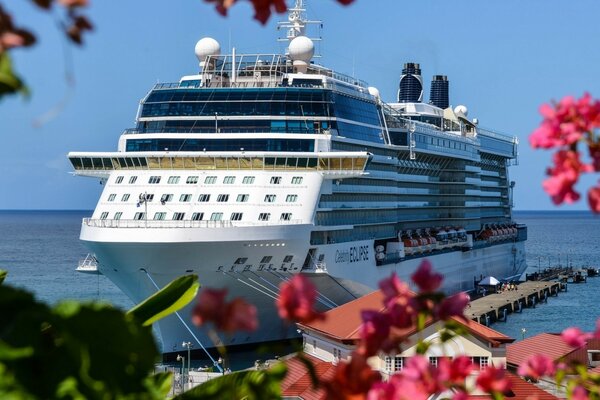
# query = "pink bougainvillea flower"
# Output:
<box><xmin>219</xmin><ymin>298</ymin><xmax>258</xmax><ymax>332</ymax></box>
<box><xmin>192</xmin><ymin>288</ymin><xmax>227</xmax><ymax>326</ymax></box>
<box><xmin>359</xmin><ymin>310</ymin><xmax>393</xmax><ymax>356</ymax></box>
<box><xmin>438</xmin><ymin>356</ymin><xmax>474</xmax><ymax>386</ymax></box>
<box><xmin>192</xmin><ymin>288</ymin><xmax>258</xmax><ymax>333</ymax></box>
<box><xmin>543</xmin><ymin>150</ymin><xmax>592</xmax><ymax>205</ymax></box>
<box><xmin>572</xmin><ymin>385</ymin><xmax>590</xmax><ymax>400</ymax></box>
<box><xmin>401</xmin><ymin>355</ymin><xmax>445</xmax><ymax>395</ymax></box>
<box><xmin>588</xmin><ymin>184</ymin><xmax>600</xmax><ymax>214</ymax></box>
<box><xmin>561</xmin><ymin>327</ymin><xmax>592</xmax><ymax>348</ymax></box>
<box><xmin>530</xmin><ymin>93</ymin><xmax>600</xmax><ymax>149</ymax></box>
<box><xmin>517</xmin><ymin>354</ymin><xmax>556</xmax><ymax>379</ymax></box>
<box><xmin>323</xmin><ymin>351</ymin><xmax>381</xmax><ymax>400</ymax></box>
<box><xmin>595</xmin><ymin>318</ymin><xmax>600</xmax><ymax>339</ymax></box>
<box><xmin>205</xmin><ymin>0</ymin><xmax>354</xmax><ymax>24</ymax></box>
<box><xmin>368</xmin><ymin>374</ymin><xmax>430</xmax><ymax>400</ymax></box>
<box><xmin>276</xmin><ymin>274</ymin><xmax>324</xmax><ymax>324</ymax></box>
<box><xmin>433</xmin><ymin>292</ymin><xmax>470</xmax><ymax>321</ymax></box>
<box><xmin>476</xmin><ymin>365</ymin><xmax>511</xmax><ymax>394</ymax></box>
<box><xmin>411</xmin><ymin>259</ymin><xmax>443</xmax><ymax>293</ymax></box>
<box><xmin>379</xmin><ymin>272</ymin><xmax>410</xmax><ymax>303</ymax></box>
<box><xmin>386</xmin><ymin>296</ymin><xmax>418</xmax><ymax>329</ymax></box>
<box><xmin>452</xmin><ymin>391</ymin><xmax>469</xmax><ymax>400</ymax></box>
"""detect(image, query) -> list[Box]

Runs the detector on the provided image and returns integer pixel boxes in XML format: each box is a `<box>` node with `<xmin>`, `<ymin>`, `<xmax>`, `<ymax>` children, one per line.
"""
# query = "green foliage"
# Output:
<box><xmin>0</xmin><ymin>270</ymin><xmax>7</xmax><ymax>284</ymax></box>
<box><xmin>0</xmin><ymin>273</ymin><xmax>201</xmax><ymax>399</ymax></box>
<box><xmin>0</xmin><ymin>53</ymin><xmax>29</xmax><ymax>100</ymax></box>
<box><xmin>174</xmin><ymin>362</ymin><xmax>288</xmax><ymax>400</ymax></box>
<box><xmin>128</xmin><ymin>274</ymin><xmax>199</xmax><ymax>326</ymax></box>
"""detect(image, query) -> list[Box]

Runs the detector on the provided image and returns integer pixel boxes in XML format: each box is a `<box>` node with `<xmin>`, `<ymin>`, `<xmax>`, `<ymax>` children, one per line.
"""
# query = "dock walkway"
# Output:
<box><xmin>468</xmin><ymin>281</ymin><xmax>563</xmax><ymax>325</ymax></box>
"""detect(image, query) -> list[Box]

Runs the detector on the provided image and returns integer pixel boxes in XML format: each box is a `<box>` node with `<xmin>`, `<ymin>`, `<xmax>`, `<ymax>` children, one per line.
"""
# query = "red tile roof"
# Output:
<box><xmin>280</xmin><ymin>353</ymin><xmax>335</xmax><ymax>400</ymax></box>
<box><xmin>506</xmin><ymin>333</ymin><xmax>581</xmax><ymax>367</ymax></box>
<box><xmin>281</xmin><ymin>358</ymin><xmax>557</xmax><ymax>400</ymax></box>
<box><xmin>468</xmin><ymin>374</ymin><xmax>559</xmax><ymax>400</ymax></box>
<box><xmin>299</xmin><ymin>290</ymin><xmax>513</xmax><ymax>346</ymax></box>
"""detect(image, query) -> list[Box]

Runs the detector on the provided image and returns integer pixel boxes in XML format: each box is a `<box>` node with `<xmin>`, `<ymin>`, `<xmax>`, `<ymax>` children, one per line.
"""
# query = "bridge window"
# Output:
<box><xmin>280</xmin><ymin>213</ymin><xmax>292</xmax><ymax>221</ymax></box>
<box><xmin>242</xmin><ymin>176</ymin><xmax>255</xmax><ymax>184</ymax></box>
<box><xmin>258</xmin><ymin>213</ymin><xmax>270</xmax><ymax>221</ymax></box>
<box><xmin>223</xmin><ymin>176</ymin><xmax>236</xmax><ymax>184</ymax></box>
<box><xmin>230</xmin><ymin>212</ymin><xmax>243</xmax><ymax>221</ymax></box>
<box><xmin>191</xmin><ymin>212</ymin><xmax>203</xmax><ymax>221</ymax></box>
<box><xmin>129</xmin><ymin>176</ymin><xmax>138</xmax><ymax>184</ymax></box>
<box><xmin>148</xmin><ymin>176</ymin><xmax>161</xmax><ymax>184</ymax></box>
<box><xmin>121</xmin><ymin>194</ymin><xmax>130</xmax><ymax>202</ymax></box>
<box><xmin>168</xmin><ymin>176</ymin><xmax>180</xmax><ymax>184</ymax></box>
<box><xmin>264</xmin><ymin>194</ymin><xmax>276</xmax><ymax>203</ymax></box>
<box><xmin>115</xmin><ymin>176</ymin><xmax>124</xmax><ymax>184</ymax></box>
<box><xmin>198</xmin><ymin>194</ymin><xmax>210</xmax><ymax>202</ymax></box>
<box><xmin>236</xmin><ymin>194</ymin><xmax>249</xmax><ymax>202</ymax></box>
<box><xmin>114</xmin><ymin>212</ymin><xmax>122</xmax><ymax>220</ymax></box>
<box><xmin>153</xmin><ymin>212</ymin><xmax>166</xmax><ymax>220</ymax></box>
<box><xmin>180</xmin><ymin>194</ymin><xmax>192</xmax><ymax>202</ymax></box>
<box><xmin>108</xmin><ymin>194</ymin><xmax>116</xmax><ymax>202</ymax></box>
<box><xmin>187</xmin><ymin>176</ymin><xmax>199</xmax><ymax>184</ymax></box>
<box><xmin>172</xmin><ymin>212</ymin><xmax>185</xmax><ymax>220</ymax></box>
<box><xmin>204</xmin><ymin>176</ymin><xmax>217</xmax><ymax>184</ymax></box>
<box><xmin>210</xmin><ymin>212</ymin><xmax>223</xmax><ymax>221</ymax></box>
<box><xmin>291</xmin><ymin>176</ymin><xmax>303</xmax><ymax>184</ymax></box>
<box><xmin>286</xmin><ymin>195</ymin><xmax>298</xmax><ymax>203</ymax></box>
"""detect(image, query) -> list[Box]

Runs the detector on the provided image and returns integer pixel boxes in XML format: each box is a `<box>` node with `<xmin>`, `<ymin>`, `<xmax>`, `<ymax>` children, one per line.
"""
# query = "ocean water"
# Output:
<box><xmin>0</xmin><ymin>210</ymin><xmax>599</xmax><ymax>344</ymax></box>
<box><xmin>0</xmin><ymin>210</ymin><xmax>133</xmax><ymax>309</ymax></box>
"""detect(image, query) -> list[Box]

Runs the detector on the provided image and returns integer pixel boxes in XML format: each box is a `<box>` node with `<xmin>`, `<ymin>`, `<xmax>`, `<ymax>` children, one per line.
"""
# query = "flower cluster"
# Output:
<box><xmin>531</xmin><ymin>93</ymin><xmax>600</xmax><ymax>212</ymax></box>
<box><xmin>204</xmin><ymin>0</ymin><xmax>355</xmax><ymax>24</ymax></box>
<box><xmin>191</xmin><ymin>287</ymin><xmax>258</xmax><ymax>333</ymax></box>
<box><xmin>192</xmin><ymin>261</ymin><xmax>600</xmax><ymax>399</ymax></box>
<box><xmin>318</xmin><ymin>261</ymin><xmax>477</xmax><ymax>399</ymax></box>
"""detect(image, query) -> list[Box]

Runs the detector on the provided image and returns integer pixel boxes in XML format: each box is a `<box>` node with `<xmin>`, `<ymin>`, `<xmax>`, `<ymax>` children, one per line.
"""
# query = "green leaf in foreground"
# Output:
<box><xmin>127</xmin><ymin>274</ymin><xmax>200</xmax><ymax>326</ymax></box>
<box><xmin>0</xmin><ymin>53</ymin><xmax>29</xmax><ymax>100</ymax></box>
<box><xmin>174</xmin><ymin>362</ymin><xmax>287</xmax><ymax>400</ymax></box>
<box><xmin>0</xmin><ymin>270</ymin><xmax>6</xmax><ymax>284</ymax></box>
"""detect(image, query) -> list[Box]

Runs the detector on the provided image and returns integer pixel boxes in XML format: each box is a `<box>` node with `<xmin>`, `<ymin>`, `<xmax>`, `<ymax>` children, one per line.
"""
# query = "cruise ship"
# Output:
<box><xmin>68</xmin><ymin>2</ymin><xmax>527</xmax><ymax>355</ymax></box>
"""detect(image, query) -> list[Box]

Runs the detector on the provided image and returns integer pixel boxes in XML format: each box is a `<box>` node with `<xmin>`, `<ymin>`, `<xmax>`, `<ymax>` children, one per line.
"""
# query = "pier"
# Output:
<box><xmin>468</xmin><ymin>281</ymin><xmax>564</xmax><ymax>326</ymax></box>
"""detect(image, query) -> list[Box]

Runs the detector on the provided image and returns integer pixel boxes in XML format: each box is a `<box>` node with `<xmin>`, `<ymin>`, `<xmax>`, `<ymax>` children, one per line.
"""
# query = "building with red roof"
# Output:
<box><xmin>297</xmin><ymin>290</ymin><xmax>514</xmax><ymax>377</ymax></box>
<box><xmin>280</xmin><ymin>290</ymin><xmax>562</xmax><ymax>400</ymax></box>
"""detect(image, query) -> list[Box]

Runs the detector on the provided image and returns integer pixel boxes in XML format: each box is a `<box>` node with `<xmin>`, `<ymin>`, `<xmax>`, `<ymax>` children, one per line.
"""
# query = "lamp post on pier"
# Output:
<box><xmin>182</xmin><ymin>341</ymin><xmax>192</xmax><ymax>389</ymax></box>
<box><xmin>176</xmin><ymin>354</ymin><xmax>185</xmax><ymax>392</ymax></box>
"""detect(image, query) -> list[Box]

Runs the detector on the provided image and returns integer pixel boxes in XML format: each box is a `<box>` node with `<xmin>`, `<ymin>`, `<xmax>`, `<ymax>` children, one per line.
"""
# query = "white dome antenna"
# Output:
<box><xmin>454</xmin><ymin>105</ymin><xmax>468</xmax><ymax>116</ymax></box>
<box><xmin>288</xmin><ymin>36</ymin><xmax>314</xmax><ymax>73</ymax></box>
<box><xmin>195</xmin><ymin>37</ymin><xmax>221</xmax><ymax>69</ymax></box>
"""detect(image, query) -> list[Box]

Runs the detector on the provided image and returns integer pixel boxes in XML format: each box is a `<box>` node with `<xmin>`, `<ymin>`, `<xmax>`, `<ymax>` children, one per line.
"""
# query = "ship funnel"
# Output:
<box><xmin>429</xmin><ymin>75</ymin><xmax>449</xmax><ymax>109</ymax></box>
<box><xmin>398</xmin><ymin>62</ymin><xmax>423</xmax><ymax>103</ymax></box>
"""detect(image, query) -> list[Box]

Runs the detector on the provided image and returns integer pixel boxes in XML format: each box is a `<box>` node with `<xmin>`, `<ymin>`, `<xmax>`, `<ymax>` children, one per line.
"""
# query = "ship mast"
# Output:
<box><xmin>277</xmin><ymin>0</ymin><xmax>322</xmax><ymax>56</ymax></box>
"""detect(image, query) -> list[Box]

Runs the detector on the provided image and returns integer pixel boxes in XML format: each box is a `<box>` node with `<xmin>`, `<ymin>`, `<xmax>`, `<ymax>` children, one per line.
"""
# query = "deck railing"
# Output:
<box><xmin>82</xmin><ymin>218</ymin><xmax>304</xmax><ymax>229</ymax></box>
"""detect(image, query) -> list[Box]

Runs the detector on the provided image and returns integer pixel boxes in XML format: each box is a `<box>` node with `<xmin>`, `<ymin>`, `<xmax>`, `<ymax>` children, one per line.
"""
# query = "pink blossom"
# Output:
<box><xmin>452</xmin><ymin>391</ymin><xmax>469</xmax><ymax>400</ymax></box>
<box><xmin>402</xmin><ymin>355</ymin><xmax>445</xmax><ymax>395</ymax></box>
<box><xmin>323</xmin><ymin>351</ymin><xmax>381</xmax><ymax>399</ymax></box>
<box><xmin>192</xmin><ymin>288</ymin><xmax>227</xmax><ymax>326</ymax></box>
<box><xmin>192</xmin><ymin>288</ymin><xmax>258</xmax><ymax>333</ymax></box>
<box><xmin>433</xmin><ymin>292</ymin><xmax>470</xmax><ymax>320</ymax></box>
<box><xmin>572</xmin><ymin>385</ymin><xmax>590</xmax><ymax>400</ymax></box>
<box><xmin>379</xmin><ymin>272</ymin><xmax>411</xmax><ymax>303</ymax></box>
<box><xmin>276</xmin><ymin>274</ymin><xmax>324</xmax><ymax>324</ymax></box>
<box><xmin>543</xmin><ymin>150</ymin><xmax>591</xmax><ymax>205</ymax></box>
<box><xmin>387</xmin><ymin>298</ymin><xmax>418</xmax><ymax>329</ymax></box>
<box><xmin>517</xmin><ymin>354</ymin><xmax>556</xmax><ymax>379</ymax></box>
<box><xmin>411</xmin><ymin>259</ymin><xmax>443</xmax><ymax>293</ymax></box>
<box><xmin>595</xmin><ymin>318</ymin><xmax>600</xmax><ymax>339</ymax></box>
<box><xmin>561</xmin><ymin>327</ymin><xmax>592</xmax><ymax>348</ymax></box>
<box><xmin>368</xmin><ymin>375</ymin><xmax>430</xmax><ymax>400</ymax></box>
<box><xmin>359</xmin><ymin>310</ymin><xmax>395</xmax><ymax>356</ymax></box>
<box><xmin>438</xmin><ymin>356</ymin><xmax>474</xmax><ymax>386</ymax></box>
<box><xmin>530</xmin><ymin>93</ymin><xmax>600</xmax><ymax>149</ymax></box>
<box><xmin>476</xmin><ymin>365</ymin><xmax>511</xmax><ymax>394</ymax></box>
<box><xmin>588</xmin><ymin>185</ymin><xmax>600</xmax><ymax>214</ymax></box>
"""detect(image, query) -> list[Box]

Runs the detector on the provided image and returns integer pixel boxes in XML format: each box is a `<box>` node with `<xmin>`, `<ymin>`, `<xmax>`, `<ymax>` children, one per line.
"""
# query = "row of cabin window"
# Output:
<box><xmin>234</xmin><ymin>255</ymin><xmax>293</xmax><ymax>265</ymax></box>
<box><xmin>114</xmin><ymin>175</ymin><xmax>304</xmax><ymax>185</ymax></box>
<box><xmin>99</xmin><ymin>211</ymin><xmax>292</xmax><ymax>222</ymax></box>
<box><xmin>107</xmin><ymin>193</ymin><xmax>299</xmax><ymax>203</ymax></box>
<box><xmin>383</xmin><ymin>356</ymin><xmax>489</xmax><ymax>372</ymax></box>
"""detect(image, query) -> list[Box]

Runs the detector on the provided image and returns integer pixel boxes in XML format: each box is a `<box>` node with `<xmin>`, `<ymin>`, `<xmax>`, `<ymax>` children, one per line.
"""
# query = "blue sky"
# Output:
<box><xmin>2</xmin><ymin>0</ymin><xmax>600</xmax><ymax>210</ymax></box>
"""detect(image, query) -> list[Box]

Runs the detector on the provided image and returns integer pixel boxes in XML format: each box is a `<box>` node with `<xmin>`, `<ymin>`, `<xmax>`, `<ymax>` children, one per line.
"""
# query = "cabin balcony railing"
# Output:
<box><xmin>82</xmin><ymin>218</ymin><xmax>304</xmax><ymax>229</ymax></box>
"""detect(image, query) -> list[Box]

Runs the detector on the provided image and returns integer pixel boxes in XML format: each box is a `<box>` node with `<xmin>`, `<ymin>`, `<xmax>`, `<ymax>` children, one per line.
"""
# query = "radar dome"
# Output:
<box><xmin>195</xmin><ymin>37</ymin><xmax>221</xmax><ymax>63</ymax></box>
<box><xmin>368</xmin><ymin>87</ymin><xmax>380</xmax><ymax>99</ymax></box>
<box><xmin>288</xmin><ymin>36</ymin><xmax>314</xmax><ymax>64</ymax></box>
<box><xmin>454</xmin><ymin>105</ymin><xmax>468</xmax><ymax>116</ymax></box>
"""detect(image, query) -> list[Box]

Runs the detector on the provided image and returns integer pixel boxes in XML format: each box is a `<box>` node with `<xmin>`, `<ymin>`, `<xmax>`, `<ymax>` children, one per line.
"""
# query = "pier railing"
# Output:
<box><xmin>82</xmin><ymin>218</ymin><xmax>304</xmax><ymax>229</ymax></box>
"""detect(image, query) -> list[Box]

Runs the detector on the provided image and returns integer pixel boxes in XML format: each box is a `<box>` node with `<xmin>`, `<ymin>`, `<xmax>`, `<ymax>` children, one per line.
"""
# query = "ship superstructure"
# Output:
<box><xmin>68</xmin><ymin>2</ymin><xmax>526</xmax><ymax>354</ymax></box>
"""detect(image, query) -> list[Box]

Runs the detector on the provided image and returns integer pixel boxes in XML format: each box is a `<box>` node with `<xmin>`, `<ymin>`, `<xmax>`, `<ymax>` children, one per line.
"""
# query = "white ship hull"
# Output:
<box><xmin>82</xmin><ymin>222</ymin><xmax>526</xmax><ymax>354</ymax></box>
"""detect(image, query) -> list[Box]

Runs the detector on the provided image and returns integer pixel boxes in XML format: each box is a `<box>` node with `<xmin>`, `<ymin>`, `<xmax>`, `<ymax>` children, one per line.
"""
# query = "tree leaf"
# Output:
<box><xmin>0</xmin><ymin>270</ymin><xmax>6</xmax><ymax>284</ymax></box>
<box><xmin>0</xmin><ymin>53</ymin><xmax>29</xmax><ymax>99</ymax></box>
<box><xmin>127</xmin><ymin>274</ymin><xmax>200</xmax><ymax>326</ymax></box>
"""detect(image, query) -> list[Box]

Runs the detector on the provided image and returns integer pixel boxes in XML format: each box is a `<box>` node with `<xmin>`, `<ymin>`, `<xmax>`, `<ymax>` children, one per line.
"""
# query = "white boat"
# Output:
<box><xmin>76</xmin><ymin>253</ymin><xmax>101</xmax><ymax>275</ymax></box>
<box><xmin>67</xmin><ymin>1</ymin><xmax>527</xmax><ymax>354</ymax></box>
